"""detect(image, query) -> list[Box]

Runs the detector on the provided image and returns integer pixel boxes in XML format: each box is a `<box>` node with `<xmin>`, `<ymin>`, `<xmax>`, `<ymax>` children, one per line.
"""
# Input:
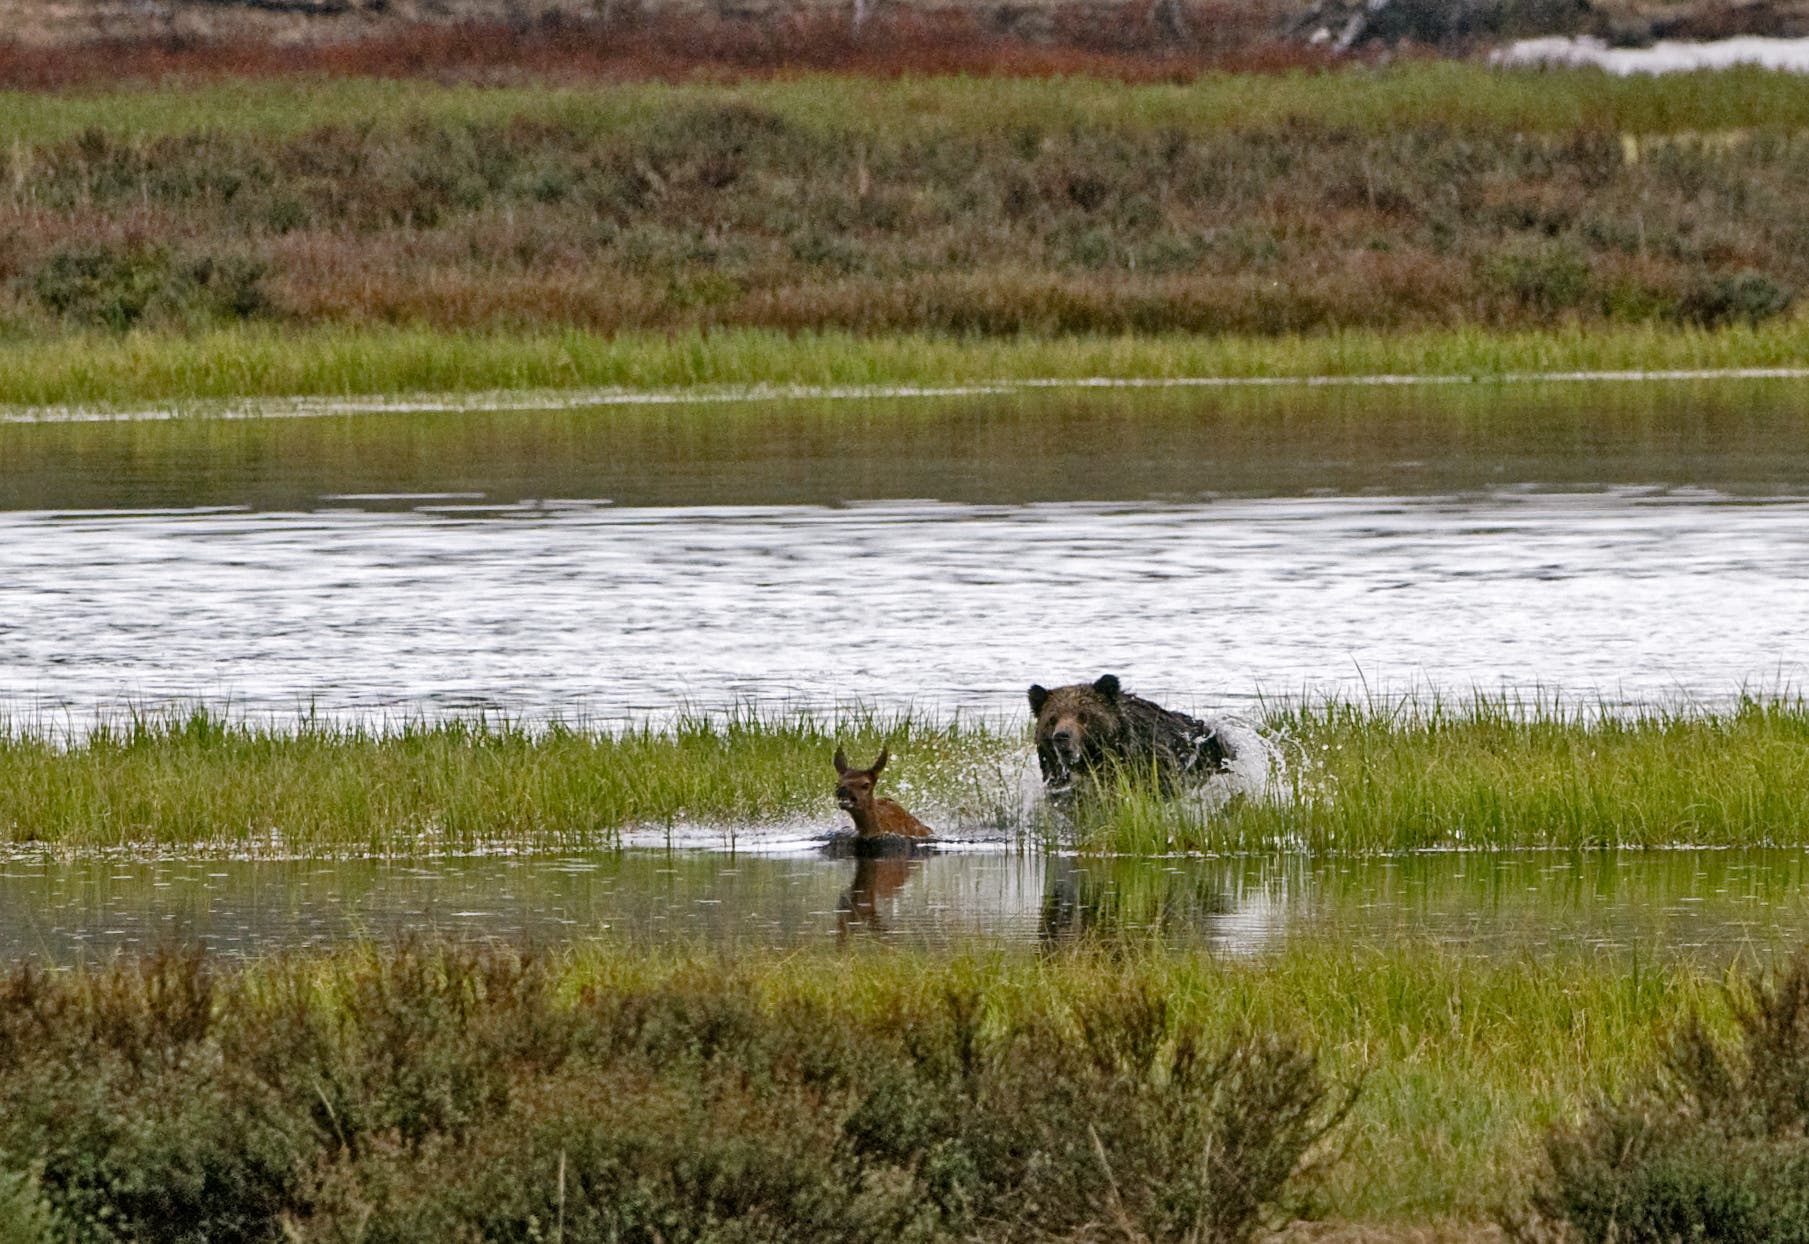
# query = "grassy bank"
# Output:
<box><xmin>0</xmin><ymin>939</ymin><xmax>1740</xmax><ymax>1234</ymax></box>
<box><xmin>5</xmin><ymin>698</ymin><xmax>1808</xmax><ymax>852</ymax></box>
<box><xmin>7</xmin><ymin>322</ymin><xmax>1809</xmax><ymax>410</ymax></box>
<box><xmin>4</xmin><ymin>66</ymin><xmax>1809</xmax><ymax>354</ymax></box>
<box><xmin>10</xmin><ymin>66</ymin><xmax>1809</xmax><ymax>146</ymax></box>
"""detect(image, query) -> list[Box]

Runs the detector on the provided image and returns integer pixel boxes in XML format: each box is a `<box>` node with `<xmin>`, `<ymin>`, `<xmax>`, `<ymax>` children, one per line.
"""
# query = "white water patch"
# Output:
<box><xmin>1496</xmin><ymin>35</ymin><xmax>1809</xmax><ymax>74</ymax></box>
<box><xmin>1189</xmin><ymin>714</ymin><xmax>1282</xmax><ymax>813</ymax></box>
<box><xmin>12</xmin><ymin>366</ymin><xmax>1809</xmax><ymax>425</ymax></box>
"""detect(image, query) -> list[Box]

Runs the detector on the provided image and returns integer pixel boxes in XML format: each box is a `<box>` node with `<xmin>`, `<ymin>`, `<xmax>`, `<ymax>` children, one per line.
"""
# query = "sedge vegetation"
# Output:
<box><xmin>3</xmin><ymin>697</ymin><xmax>1808</xmax><ymax>853</ymax></box>
<box><xmin>7</xmin><ymin>321</ymin><xmax>1809</xmax><ymax>411</ymax></box>
<box><xmin>1</xmin><ymin>66</ymin><xmax>1808</xmax><ymax>405</ymax></box>
<box><xmin>0</xmin><ymin>938</ymin><xmax>1746</xmax><ymax>1235</ymax></box>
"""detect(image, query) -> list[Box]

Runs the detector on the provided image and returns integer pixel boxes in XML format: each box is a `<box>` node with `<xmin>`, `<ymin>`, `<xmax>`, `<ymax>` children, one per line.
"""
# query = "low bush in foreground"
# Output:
<box><xmin>1519</xmin><ymin>949</ymin><xmax>1809</xmax><ymax>1244</ymax></box>
<box><xmin>0</xmin><ymin>943</ymin><xmax>1349</xmax><ymax>1243</ymax></box>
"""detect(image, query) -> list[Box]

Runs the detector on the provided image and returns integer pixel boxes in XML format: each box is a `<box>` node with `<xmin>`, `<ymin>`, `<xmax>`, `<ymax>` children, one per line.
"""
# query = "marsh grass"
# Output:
<box><xmin>7</xmin><ymin>321</ymin><xmax>1809</xmax><ymax>410</ymax></box>
<box><xmin>1069</xmin><ymin>695</ymin><xmax>1809</xmax><ymax>855</ymax></box>
<box><xmin>0</xmin><ymin>707</ymin><xmax>1015</xmax><ymax>853</ymax></box>
<box><xmin>5</xmin><ymin>697</ymin><xmax>1809</xmax><ymax>853</ymax></box>
<box><xmin>8</xmin><ymin>67</ymin><xmax>1809</xmax><ymax>148</ymax></box>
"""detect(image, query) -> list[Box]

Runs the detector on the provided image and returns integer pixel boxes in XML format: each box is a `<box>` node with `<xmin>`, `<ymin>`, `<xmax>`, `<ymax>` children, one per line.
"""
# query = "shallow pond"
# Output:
<box><xmin>2</xmin><ymin>379</ymin><xmax>1806</xmax><ymax>723</ymax></box>
<box><xmin>6</xmin><ymin>846</ymin><xmax>1809</xmax><ymax>965</ymax></box>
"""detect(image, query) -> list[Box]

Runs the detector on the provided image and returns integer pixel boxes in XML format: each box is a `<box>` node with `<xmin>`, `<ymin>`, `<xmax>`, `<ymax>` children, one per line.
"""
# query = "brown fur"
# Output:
<box><xmin>1027</xmin><ymin>673</ymin><xmax>1228</xmax><ymax>797</ymax></box>
<box><xmin>832</xmin><ymin>747</ymin><xmax>933</xmax><ymax>841</ymax></box>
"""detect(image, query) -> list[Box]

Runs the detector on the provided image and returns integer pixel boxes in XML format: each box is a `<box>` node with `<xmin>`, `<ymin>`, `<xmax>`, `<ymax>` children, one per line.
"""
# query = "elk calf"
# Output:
<box><xmin>832</xmin><ymin>747</ymin><xmax>933</xmax><ymax>842</ymax></box>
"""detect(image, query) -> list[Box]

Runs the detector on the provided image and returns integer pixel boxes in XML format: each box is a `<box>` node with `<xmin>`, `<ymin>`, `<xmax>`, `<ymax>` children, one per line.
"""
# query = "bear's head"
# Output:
<box><xmin>1026</xmin><ymin>674</ymin><xmax>1126</xmax><ymax>791</ymax></box>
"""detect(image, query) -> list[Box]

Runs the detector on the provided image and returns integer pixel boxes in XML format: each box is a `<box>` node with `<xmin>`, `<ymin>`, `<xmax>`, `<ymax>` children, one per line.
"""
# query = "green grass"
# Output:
<box><xmin>0</xmin><ymin>709</ymin><xmax>1018</xmax><ymax>853</ymax></box>
<box><xmin>6</xmin><ymin>320</ymin><xmax>1809</xmax><ymax>410</ymax></box>
<box><xmin>6</xmin><ymin>697</ymin><xmax>1809</xmax><ymax>853</ymax></box>
<box><xmin>1087</xmin><ymin>695</ymin><xmax>1809</xmax><ymax>854</ymax></box>
<box><xmin>8</xmin><ymin>64</ymin><xmax>1809</xmax><ymax>147</ymax></box>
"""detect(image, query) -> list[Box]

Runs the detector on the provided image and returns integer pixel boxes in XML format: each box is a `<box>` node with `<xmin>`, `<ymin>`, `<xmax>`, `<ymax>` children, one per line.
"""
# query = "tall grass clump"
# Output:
<box><xmin>7</xmin><ymin>697</ymin><xmax>1809</xmax><ymax>853</ymax></box>
<box><xmin>0</xmin><ymin>941</ymin><xmax>1351</xmax><ymax>1243</ymax></box>
<box><xmin>1517</xmin><ymin>948</ymin><xmax>1809</xmax><ymax>1244</ymax></box>
<box><xmin>1065</xmin><ymin>695</ymin><xmax>1809</xmax><ymax>854</ymax></box>
<box><xmin>0</xmin><ymin>707</ymin><xmax>1015</xmax><ymax>852</ymax></box>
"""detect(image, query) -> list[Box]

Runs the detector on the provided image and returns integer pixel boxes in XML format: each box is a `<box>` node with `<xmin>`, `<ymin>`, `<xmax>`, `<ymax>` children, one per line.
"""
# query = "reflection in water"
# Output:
<box><xmin>1039</xmin><ymin>856</ymin><xmax>1234</xmax><ymax>946</ymax></box>
<box><xmin>837</xmin><ymin>856</ymin><xmax>921</xmax><ymax>943</ymax></box>
<box><xmin>3</xmin><ymin>847</ymin><xmax>1809</xmax><ymax>966</ymax></box>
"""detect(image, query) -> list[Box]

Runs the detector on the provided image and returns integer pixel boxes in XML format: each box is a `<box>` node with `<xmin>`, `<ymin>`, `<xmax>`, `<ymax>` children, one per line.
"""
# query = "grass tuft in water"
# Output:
<box><xmin>4</xmin><ymin>696</ymin><xmax>1809</xmax><ymax>853</ymax></box>
<box><xmin>0</xmin><ymin>707</ymin><xmax>1016</xmax><ymax>853</ymax></box>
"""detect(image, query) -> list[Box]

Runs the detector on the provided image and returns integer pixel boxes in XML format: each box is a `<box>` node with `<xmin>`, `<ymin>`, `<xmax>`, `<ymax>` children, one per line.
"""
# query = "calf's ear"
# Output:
<box><xmin>1092</xmin><ymin>674</ymin><xmax>1121</xmax><ymax>700</ymax></box>
<box><xmin>1028</xmin><ymin>684</ymin><xmax>1050</xmax><ymax>715</ymax></box>
<box><xmin>833</xmin><ymin>747</ymin><xmax>850</xmax><ymax>774</ymax></box>
<box><xmin>870</xmin><ymin>747</ymin><xmax>889</xmax><ymax>777</ymax></box>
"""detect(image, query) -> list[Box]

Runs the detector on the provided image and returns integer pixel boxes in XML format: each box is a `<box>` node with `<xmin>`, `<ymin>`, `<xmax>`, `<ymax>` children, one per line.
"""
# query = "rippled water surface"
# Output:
<box><xmin>6</xmin><ymin>847</ymin><xmax>1809</xmax><ymax>965</ymax></box>
<box><xmin>3</xmin><ymin>381</ymin><xmax>1806</xmax><ymax>721</ymax></box>
<box><xmin>6</xmin><ymin>380</ymin><xmax>1809</xmax><ymax>959</ymax></box>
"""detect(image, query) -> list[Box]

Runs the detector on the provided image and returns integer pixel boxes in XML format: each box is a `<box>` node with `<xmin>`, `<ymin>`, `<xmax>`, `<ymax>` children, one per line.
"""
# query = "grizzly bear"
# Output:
<box><xmin>1026</xmin><ymin>674</ymin><xmax>1229</xmax><ymax>799</ymax></box>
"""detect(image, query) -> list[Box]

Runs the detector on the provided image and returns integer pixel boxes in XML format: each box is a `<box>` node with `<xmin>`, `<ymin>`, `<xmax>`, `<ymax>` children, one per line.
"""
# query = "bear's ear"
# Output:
<box><xmin>870</xmin><ymin>747</ymin><xmax>889</xmax><ymax>777</ymax></box>
<box><xmin>1092</xmin><ymin>674</ymin><xmax>1121</xmax><ymax>701</ymax></box>
<box><xmin>1027</xmin><ymin>684</ymin><xmax>1050</xmax><ymax>715</ymax></box>
<box><xmin>833</xmin><ymin>747</ymin><xmax>850</xmax><ymax>775</ymax></box>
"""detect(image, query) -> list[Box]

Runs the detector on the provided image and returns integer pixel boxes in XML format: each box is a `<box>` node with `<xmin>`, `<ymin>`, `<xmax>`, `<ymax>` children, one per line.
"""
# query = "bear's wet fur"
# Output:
<box><xmin>1027</xmin><ymin>673</ymin><xmax>1229</xmax><ymax>799</ymax></box>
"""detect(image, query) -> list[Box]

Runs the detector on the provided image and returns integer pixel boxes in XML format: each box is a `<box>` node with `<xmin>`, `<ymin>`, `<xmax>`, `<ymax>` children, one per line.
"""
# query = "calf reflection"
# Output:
<box><xmin>836</xmin><ymin>855</ymin><xmax>921</xmax><ymax>942</ymax></box>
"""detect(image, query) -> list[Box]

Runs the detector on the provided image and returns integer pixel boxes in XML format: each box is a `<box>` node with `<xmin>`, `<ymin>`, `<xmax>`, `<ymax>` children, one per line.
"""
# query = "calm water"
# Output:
<box><xmin>2</xmin><ymin>381</ymin><xmax>1806</xmax><ymax>722</ymax></box>
<box><xmin>5</xmin><ymin>847</ymin><xmax>1809</xmax><ymax>965</ymax></box>
<box><xmin>4</xmin><ymin>379</ymin><xmax>1809</xmax><ymax>961</ymax></box>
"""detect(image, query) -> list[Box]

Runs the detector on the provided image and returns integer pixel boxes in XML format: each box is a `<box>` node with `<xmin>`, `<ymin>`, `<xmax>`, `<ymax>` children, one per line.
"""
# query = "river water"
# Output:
<box><xmin>2</xmin><ymin>378</ymin><xmax>1808</xmax><ymax>962</ymax></box>
<box><xmin>3</xmin><ymin>380</ymin><xmax>1806</xmax><ymax>724</ymax></box>
<box><xmin>4</xmin><ymin>845</ymin><xmax>1809</xmax><ymax>964</ymax></box>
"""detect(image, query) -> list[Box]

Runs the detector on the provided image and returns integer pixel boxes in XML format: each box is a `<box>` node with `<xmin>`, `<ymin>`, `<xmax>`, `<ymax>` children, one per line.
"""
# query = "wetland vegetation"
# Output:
<box><xmin>5</xmin><ymin>35</ymin><xmax>1807</xmax><ymax>1244</ymax></box>
<box><xmin>0</xmin><ymin>938</ymin><xmax>1751</xmax><ymax>1239</ymax></box>
<box><xmin>4</xmin><ymin>66</ymin><xmax>1809</xmax><ymax>405</ymax></box>
<box><xmin>4</xmin><ymin>697</ymin><xmax>1806</xmax><ymax>853</ymax></box>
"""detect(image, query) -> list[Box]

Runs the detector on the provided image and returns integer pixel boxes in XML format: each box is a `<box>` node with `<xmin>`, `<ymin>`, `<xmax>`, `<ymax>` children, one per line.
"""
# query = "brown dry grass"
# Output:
<box><xmin>0</xmin><ymin>8</ymin><xmax>1332</xmax><ymax>89</ymax></box>
<box><xmin>3</xmin><ymin>103</ymin><xmax>1800</xmax><ymax>341</ymax></box>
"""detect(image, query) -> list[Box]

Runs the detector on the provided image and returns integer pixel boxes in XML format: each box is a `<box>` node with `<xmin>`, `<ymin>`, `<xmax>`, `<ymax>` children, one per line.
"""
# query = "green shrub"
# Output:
<box><xmin>0</xmin><ymin>1164</ymin><xmax>60</xmax><ymax>1244</ymax></box>
<box><xmin>31</xmin><ymin>243</ymin><xmax>268</xmax><ymax>330</ymax></box>
<box><xmin>1519</xmin><ymin>948</ymin><xmax>1809</xmax><ymax>1244</ymax></box>
<box><xmin>1483</xmin><ymin>245</ymin><xmax>1594</xmax><ymax>317</ymax></box>
<box><xmin>31</xmin><ymin>242</ymin><xmax>172</xmax><ymax>330</ymax></box>
<box><xmin>1674</xmin><ymin>270</ymin><xmax>1796</xmax><ymax>328</ymax></box>
<box><xmin>0</xmin><ymin>944</ymin><xmax>1350</xmax><ymax>1244</ymax></box>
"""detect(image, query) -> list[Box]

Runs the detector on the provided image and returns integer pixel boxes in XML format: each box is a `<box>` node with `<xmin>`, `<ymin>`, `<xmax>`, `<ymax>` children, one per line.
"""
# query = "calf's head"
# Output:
<box><xmin>833</xmin><ymin>747</ymin><xmax>889</xmax><ymax>815</ymax></box>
